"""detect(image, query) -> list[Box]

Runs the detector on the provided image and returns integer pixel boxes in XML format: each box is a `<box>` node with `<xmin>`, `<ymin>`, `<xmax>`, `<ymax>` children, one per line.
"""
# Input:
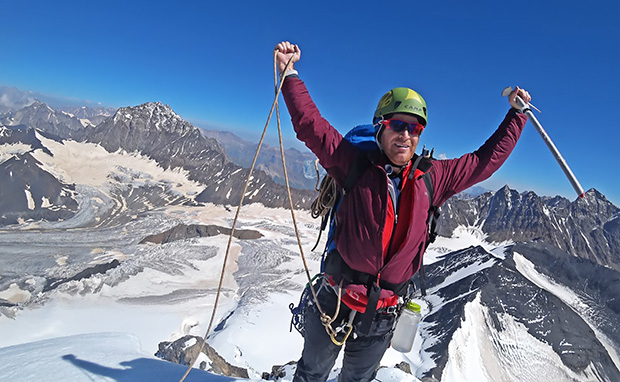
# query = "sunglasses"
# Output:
<box><xmin>381</xmin><ymin>119</ymin><xmax>425</xmax><ymax>136</ymax></box>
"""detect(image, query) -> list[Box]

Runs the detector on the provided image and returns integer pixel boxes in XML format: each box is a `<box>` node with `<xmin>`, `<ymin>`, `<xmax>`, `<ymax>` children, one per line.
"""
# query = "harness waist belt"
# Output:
<box><xmin>324</xmin><ymin>250</ymin><xmax>410</xmax><ymax>296</ymax></box>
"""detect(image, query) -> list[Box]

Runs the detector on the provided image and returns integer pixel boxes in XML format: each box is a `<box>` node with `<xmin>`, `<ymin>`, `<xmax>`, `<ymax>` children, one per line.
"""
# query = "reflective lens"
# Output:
<box><xmin>382</xmin><ymin>119</ymin><xmax>425</xmax><ymax>136</ymax></box>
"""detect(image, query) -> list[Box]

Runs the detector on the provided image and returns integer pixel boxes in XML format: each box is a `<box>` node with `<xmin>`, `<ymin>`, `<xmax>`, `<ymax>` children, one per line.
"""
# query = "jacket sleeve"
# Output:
<box><xmin>429</xmin><ymin>109</ymin><xmax>528</xmax><ymax>206</ymax></box>
<box><xmin>281</xmin><ymin>76</ymin><xmax>359</xmax><ymax>186</ymax></box>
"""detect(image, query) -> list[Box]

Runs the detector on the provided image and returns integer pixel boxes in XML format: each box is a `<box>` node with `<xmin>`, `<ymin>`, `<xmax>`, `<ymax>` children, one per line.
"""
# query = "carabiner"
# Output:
<box><xmin>330</xmin><ymin>322</ymin><xmax>354</xmax><ymax>346</ymax></box>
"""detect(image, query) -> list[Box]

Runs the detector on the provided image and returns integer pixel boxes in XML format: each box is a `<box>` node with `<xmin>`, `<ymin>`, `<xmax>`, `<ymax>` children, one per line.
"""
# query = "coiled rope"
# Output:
<box><xmin>310</xmin><ymin>168</ymin><xmax>337</xmax><ymax>219</ymax></box>
<box><xmin>178</xmin><ymin>49</ymin><xmax>343</xmax><ymax>382</ymax></box>
<box><xmin>309</xmin><ymin>172</ymin><xmax>337</xmax><ymax>251</ymax></box>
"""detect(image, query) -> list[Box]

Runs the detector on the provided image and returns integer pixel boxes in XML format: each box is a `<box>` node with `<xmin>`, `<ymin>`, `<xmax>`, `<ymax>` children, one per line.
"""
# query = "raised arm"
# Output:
<box><xmin>276</xmin><ymin>41</ymin><xmax>358</xmax><ymax>185</ymax></box>
<box><xmin>429</xmin><ymin>89</ymin><xmax>530</xmax><ymax>206</ymax></box>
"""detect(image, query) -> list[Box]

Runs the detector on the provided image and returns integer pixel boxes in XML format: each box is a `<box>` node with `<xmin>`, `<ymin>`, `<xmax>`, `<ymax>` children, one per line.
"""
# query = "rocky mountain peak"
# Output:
<box><xmin>14</xmin><ymin>100</ymin><xmax>53</xmax><ymax>119</ymax></box>
<box><xmin>26</xmin><ymin>100</ymin><xmax>48</xmax><ymax>109</ymax></box>
<box><xmin>577</xmin><ymin>188</ymin><xmax>612</xmax><ymax>207</ymax></box>
<box><xmin>83</xmin><ymin>102</ymin><xmax>314</xmax><ymax>209</ymax></box>
<box><xmin>437</xmin><ymin>185</ymin><xmax>620</xmax><ymax>271</ymax></box>
<box><xmin>112</xmin><ymin>102</ymin><xmax>186</xmax><ymax>133</ymax></box>
<box><xmin>94</xmin><ymin>102</ymin><xmax>202</xmax><ymax>156</ymax></box>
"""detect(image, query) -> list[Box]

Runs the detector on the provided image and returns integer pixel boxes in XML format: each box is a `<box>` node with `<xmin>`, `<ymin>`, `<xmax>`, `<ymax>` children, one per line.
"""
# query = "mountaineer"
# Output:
<box><xmin>275</xmin><ymin>40</ymin><xmax>530</xmax><ymax>382</ymax></box>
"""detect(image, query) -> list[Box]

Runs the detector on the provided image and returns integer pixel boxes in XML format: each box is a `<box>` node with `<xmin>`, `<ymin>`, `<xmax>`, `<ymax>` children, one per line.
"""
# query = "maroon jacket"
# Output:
<box><xmin>283</xmin><ymin>76</ymin><xmax>527</xmax><ymax>287</ymax></box>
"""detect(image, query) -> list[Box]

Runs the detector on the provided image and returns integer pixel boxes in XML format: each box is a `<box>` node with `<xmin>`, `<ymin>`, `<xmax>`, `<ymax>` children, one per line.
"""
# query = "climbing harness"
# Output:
<box><xmin>289</xmin><ymin>274</ymin><xmax>356</xmax><ymax>345</ymax></box>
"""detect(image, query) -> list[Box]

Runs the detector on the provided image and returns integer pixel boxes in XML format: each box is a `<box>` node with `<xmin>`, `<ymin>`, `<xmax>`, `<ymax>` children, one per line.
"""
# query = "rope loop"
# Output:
<box><xmin>178</xmin><ymin>47</ymin><xmax>346</xmax><ymax>382</ymax></box>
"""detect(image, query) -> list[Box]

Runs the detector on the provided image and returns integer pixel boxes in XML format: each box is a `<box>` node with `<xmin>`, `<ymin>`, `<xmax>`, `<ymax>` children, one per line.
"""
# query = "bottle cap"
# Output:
<box><xmin>405</xmin><ymin>301</ymin><xmax>421</xmax><ymax>313</ymax></box>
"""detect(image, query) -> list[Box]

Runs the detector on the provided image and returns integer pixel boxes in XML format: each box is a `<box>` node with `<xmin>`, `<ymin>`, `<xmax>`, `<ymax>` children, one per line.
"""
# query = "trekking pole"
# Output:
<box><xmin>502</xmin><ymin>86</ymin><xmax>585</xmax><ymax>199</ymax></box>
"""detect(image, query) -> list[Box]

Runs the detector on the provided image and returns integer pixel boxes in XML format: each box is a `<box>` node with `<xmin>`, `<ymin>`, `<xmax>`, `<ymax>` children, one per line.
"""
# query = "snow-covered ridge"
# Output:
<box><xmin>31</xmin><ymin>131</ymin><xmax>203</xmax><ymax>194</ymax></box>
<box><xmin>514</xmin><ymin>252</ymin><xmax>620</xmax><ymax>372</ymax></box>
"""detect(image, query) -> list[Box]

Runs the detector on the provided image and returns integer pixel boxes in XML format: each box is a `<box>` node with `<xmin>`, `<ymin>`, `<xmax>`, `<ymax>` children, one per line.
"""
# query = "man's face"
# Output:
<box><xmin>379</xmin><ymin>113</ymin><xmax>421</xmax><ymax>166</ymax></box>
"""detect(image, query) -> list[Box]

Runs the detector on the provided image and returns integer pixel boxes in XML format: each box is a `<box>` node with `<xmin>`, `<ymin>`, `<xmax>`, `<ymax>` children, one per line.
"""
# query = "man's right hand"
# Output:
<box><xmin>508</xmin><ymin>86</ymin><xmax>532</xmax><ymax>110</ymax></box>
<box><xmin>275</xmin><ymin>41</ymin><xmax>301</xmax><ymax>74</ymax></box>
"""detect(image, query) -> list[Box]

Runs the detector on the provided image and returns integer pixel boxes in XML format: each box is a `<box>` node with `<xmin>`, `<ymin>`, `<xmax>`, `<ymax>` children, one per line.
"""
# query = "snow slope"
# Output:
<box><xmin>0</xmin><ymin>333</ymin><xmax>235</xmax><ymax>381</ymax></box>
<box><xmin>0</xmin><ymin>331</ymin><xmax>419</xmax><ymax>381</ymax></box>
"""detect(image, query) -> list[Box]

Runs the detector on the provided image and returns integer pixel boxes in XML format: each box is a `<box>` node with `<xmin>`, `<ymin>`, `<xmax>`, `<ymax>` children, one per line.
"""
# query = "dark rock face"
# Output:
<box><xmin>156</xmin><ymin>335</ymin><xmax>204</xmax><ymax>368</ymax></box>
<box><xmin>509</xmin><ymin>241</ymin><xmax>620</xmax><ymax>350</ymax></box>
<box><xmin>262</xmin><ymin>361</ymin><xmax>298</xmax><ymax>380</ymax></box>
<box><xmin>418</xmin><ymin>244</ymin><xmax>620</xmax><ymax>381</ymax></box>
<box><xmin>437</xmin><ymin>185</ymin><xmax>620</xmax><ymax>271</ymax></box>
<box><xmin>140</xmin><ymin>224</ymin><xmax>263</xmax><ymax>244</ymax></box>
<box><xmin>44</xmin><ymin>260</ymin><xmax>121</xmax><ymax>292</ymax></box>
<box><xmin>0</xmin><ymin>124</ymin><xmax>53</xmax><ymax>154</ymax></box>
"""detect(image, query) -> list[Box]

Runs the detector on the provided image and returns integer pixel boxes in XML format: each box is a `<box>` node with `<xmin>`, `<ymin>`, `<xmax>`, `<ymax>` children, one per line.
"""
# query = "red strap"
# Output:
<box><xmin>327</xmin><ymin>276</ymin><xmax>399</xmax><ymax>312</ymax></box>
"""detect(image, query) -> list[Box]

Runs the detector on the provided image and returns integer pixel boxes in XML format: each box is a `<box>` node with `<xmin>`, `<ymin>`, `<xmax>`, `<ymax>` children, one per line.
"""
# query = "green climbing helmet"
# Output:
<box><xmin>373</xmin><ymin>87</ymin><xmax>427</xmax><ymax>126</ymax></box>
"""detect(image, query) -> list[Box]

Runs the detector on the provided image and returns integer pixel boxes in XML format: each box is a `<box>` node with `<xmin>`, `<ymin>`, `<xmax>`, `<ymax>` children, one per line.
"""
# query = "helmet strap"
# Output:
<box><xmin>374</xmin><ymin>118</ymin><xmax>385</xmax><ymax>152</ymax></box>
<box><xmin>385</xmin><ymin>160</ymin><xmax>409</xmax><ymax>177</ymax></box>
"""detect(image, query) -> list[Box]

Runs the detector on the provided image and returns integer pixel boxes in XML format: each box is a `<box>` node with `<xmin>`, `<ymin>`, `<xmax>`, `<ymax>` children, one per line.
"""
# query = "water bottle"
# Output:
<box><xmin>391</xmin><ymin>301</ymin><xmax>422</xmax><ymax>353</ymax></box>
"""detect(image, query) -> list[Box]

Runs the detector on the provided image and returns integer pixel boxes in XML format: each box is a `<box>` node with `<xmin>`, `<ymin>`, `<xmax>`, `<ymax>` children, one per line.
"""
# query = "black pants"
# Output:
<box><xmin>293</xmin><ymin>285</ymin><xmax>396</xmax><ymax>382</ymax></box>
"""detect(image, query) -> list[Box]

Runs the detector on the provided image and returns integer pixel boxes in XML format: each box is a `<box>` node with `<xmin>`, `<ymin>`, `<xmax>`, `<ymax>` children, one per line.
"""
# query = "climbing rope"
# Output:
<box><xmin>269</xmin><ymin>49</ymin><xmax>347</xmax><ymax>347</ymax></box>
<box><xmin>309</xmin><ymin>173</ymin><xmax>337</xmax><ymax>251</ymax></box>
<box><xmin>178</xmin><ymin>49</ymin><xmax>343</xmax><ymax>382</ymax></box>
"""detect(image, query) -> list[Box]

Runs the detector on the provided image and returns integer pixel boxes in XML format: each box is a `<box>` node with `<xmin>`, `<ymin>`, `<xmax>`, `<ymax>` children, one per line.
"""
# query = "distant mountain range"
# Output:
<box><xmin>0</xmin><ymin>100</ymin><xmax>315</xmax><ymax>226</ymax></box>
<box><xmin>437</xmin><ymin>186</ymin><xmax>620</xmax><ymax>271</ymax></box>
<box><xmin>1</xmin><ymin>97</ymin><xmax>618</xmax><ymax>269</ymax></box>
<box><xmin>201</xmin><ymin>129</ymin><xmax>322</xmax><ymax>191</ymax></box>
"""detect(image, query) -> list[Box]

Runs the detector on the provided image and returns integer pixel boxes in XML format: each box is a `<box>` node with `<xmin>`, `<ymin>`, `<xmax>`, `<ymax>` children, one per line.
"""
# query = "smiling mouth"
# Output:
<box><xmin>395</xmin><ymin>143</ymin><xmax>410</xmax><ymax>149</ymax></box>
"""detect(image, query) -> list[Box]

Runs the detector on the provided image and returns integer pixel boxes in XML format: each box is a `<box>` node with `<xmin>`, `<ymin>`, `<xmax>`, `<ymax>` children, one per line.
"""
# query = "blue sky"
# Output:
<box><xmin>2</xmin><ymin>0</ymin><xmax>619</xmax><ymax>205</ymax></box>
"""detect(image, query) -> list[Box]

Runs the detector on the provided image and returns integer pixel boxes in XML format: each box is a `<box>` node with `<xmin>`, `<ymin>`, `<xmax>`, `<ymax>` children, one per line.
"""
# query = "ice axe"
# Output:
<box><xmin>502</xmin><ymin>86</ymin><xmax>585</xmax><ymax>199</ymax></box>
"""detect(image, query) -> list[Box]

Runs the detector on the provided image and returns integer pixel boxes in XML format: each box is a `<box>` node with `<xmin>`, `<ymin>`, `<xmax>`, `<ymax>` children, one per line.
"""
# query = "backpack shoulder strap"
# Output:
<box><xmin>418</xmin><ymin>163</ymin><xmax>440</xmax><ymax>297</ymax></box>
<box><xmin>342</xmin><ymin>148</ymin><xmax>375</xmax><ymax>193</ymax></box>
<box><xmin>422</xmin><ymin>172</ymin><xmax>440</xmax><ymax>243</ymax></box>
